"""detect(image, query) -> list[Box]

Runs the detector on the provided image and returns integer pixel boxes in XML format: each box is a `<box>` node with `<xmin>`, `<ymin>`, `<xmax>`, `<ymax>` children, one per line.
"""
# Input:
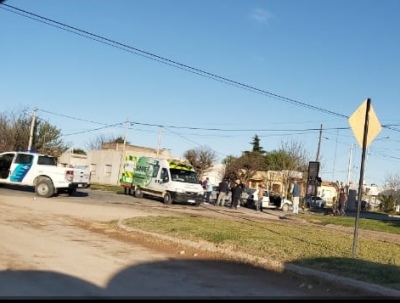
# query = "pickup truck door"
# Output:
<box><xmin>0</xmin><ymin>152</ymin><xmax>16</xmax><ymax>181</ymax></box>
<box><xmin>9</xmin><ymin>153</ymin><xmax>34</xmax><ymax>185</ymax></box>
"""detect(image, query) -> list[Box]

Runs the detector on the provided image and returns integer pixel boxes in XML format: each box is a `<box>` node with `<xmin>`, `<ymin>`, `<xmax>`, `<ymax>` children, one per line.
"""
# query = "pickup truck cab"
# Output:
<box><xmin>0</xmin><ymin>151</ymin><xmax>90</xmax><ymax>198</ymax></box>
<box><xmin>245</xmin><ymin>188</ymin><xmax>292</xmax><ymax>212</ymax></box>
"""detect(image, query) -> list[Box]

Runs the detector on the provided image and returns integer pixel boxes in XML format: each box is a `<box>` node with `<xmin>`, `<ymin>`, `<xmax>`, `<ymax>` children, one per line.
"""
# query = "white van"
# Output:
<box><xmin>120</xmin><ymin>156</ymin><xmax>204</xmax><ymax>206</ymax></box>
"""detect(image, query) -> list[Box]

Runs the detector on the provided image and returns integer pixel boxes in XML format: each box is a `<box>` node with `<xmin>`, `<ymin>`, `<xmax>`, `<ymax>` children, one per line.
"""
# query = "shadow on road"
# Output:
<box><xmin>0</xmin><ymin>258</ymin><xmax>397</xmax><ymax>298</ymax></box>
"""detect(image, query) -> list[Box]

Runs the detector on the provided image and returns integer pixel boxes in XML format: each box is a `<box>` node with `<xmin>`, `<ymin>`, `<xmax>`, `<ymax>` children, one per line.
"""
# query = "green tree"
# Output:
<box><xmin>224</xmin><ymin>151</ymin><xmax>266</xmax><ymax>185</ymax></box>
<box><xmin>377</xmin><ymin>194</ymin><xmax>396</xmax><ymax>213</ymax></box>
<box><xmin>249</xmin><ymin>134</ymin><xmax>265</xmax><ymax>154</ymax></box>
<box><xmin>71</xmin><ymin>148</ymin><xmax>87</xmax><ymax>155</ymax></box>
<box><xmin>35</xmin><ymin>120</ymin><xmax>69</xmax><ymax>157</ymax></box>
<box><xmin>265</xmin><ymin>139</ymin><xmax>309</xmax><ymax>197</ymax></box>
<box><xmin>0</xmin><ymin>108</ymin><xmax>68</xmax><ymax>157</ymax></box>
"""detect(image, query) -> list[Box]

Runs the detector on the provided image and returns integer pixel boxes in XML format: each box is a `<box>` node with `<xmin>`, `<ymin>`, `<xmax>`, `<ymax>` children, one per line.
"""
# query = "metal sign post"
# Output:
<box><xmin>348</xmin><ymin>98</ymin><xmax>381</xmax><ymax>257</ymax></box>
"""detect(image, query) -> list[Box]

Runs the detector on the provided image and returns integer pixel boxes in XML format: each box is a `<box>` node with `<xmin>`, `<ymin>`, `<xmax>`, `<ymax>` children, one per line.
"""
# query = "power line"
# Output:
<box><xmin>38</xmin><ymin>108</ymin><xmax>350</xmax><ymax>134</ymax></box>
<box><xmin>1</xmin><ymin>3</ymin><xmax>349</xmax><ymax>119</ymax></box>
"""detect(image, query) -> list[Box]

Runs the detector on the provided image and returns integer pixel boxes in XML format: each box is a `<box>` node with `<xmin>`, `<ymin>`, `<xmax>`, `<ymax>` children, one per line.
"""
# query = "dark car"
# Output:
<box><xmin>304</xmin><ymin>196</ymin><xmax>326</xmax><ymax>209</ymax></box>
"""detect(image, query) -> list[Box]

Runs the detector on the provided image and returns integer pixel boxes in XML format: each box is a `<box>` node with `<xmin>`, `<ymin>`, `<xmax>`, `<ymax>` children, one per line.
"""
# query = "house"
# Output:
<box><xmin>58</xmin><ymin>143</ymin><xmax>173</xmax><ymax>186</ymax></box>
<box><xmin>58</xmin><ymin>150</ymin><xmax>88</xmax><ymax>168</ymax></box>
<box><xmin>316</xmin><ymin>181</ymin><xmax>340</xmax><ymax>207</ymax></box>
<box><xmin>202</xmin><ymin>163</ymin><xmax>226</xmax><ymax>187</ymax></box>
<box><xmin>87</xmin><ymin>143</ymin><xmax>173</xmax><ymax>185</ymax></box>
<box><xmin>247</xmin><ymin>170</ymin><xmax>303</xmax><ymax>198</ymax></box>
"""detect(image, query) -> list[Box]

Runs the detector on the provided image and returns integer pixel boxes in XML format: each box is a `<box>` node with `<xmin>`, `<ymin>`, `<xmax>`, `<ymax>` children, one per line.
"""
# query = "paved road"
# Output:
<box><xmin>0</xmin><ymin>186</ymin><xmax>394</xmax><ymax>298</ymax></box>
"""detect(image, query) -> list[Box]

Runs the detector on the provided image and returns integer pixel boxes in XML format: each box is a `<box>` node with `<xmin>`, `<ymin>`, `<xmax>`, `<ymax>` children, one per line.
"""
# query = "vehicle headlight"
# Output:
<box><xmin>175</xmin><ymin>188</ymin><xmax>185</xmax><ymax>193</ymax></box>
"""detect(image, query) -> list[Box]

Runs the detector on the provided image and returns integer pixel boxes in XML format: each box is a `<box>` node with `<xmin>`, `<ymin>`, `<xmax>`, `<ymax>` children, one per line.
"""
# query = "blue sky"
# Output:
<box><xmin>1</xmin><ymin>0</ymin><xmax>399</xmax><ymax>186</ymax></box>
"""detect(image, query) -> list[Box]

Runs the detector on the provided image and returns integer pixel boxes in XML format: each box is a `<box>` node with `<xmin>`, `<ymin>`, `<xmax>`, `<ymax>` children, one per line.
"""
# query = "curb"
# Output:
<box><xmin>117</xmin><ymin>219</ymin><xmax>400</xmax><ymax>297</ymax></box>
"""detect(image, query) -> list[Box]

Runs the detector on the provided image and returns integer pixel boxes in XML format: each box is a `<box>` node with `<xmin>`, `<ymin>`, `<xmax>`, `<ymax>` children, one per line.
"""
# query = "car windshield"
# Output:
<box><xmin>170</xmin><ymin>169</ymin><xmax>199</xmax><ymax>184</ymax></box>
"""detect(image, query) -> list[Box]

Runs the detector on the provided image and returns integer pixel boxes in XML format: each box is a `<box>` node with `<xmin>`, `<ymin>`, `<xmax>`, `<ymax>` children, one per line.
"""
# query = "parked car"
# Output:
<box><xmin>245</xmin><ymin>188</ymin><xmax>292</xmax><ymax>212</ymax></box>
<box><xmin>305</xmin><ymin>196</ymin><xmax>326</xmax><ymax>209</ymax></box>
<box><xmin>211</xmin><ymin>185</ymin><xmax>231</xmax><ymax>204</ymax></box>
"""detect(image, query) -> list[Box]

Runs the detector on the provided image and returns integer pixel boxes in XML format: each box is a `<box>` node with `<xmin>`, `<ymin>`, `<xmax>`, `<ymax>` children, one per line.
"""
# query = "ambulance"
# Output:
<box><xmin>120</xmin><ymin>156</ymin><xmax>204</xmax><ymax>205</ymax></box>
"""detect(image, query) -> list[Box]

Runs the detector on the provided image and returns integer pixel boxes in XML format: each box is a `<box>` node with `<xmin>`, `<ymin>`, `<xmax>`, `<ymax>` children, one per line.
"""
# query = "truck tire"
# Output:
<box><xmin>163</xmin><ymin>192</ymin><xmax>172</xmax><ymax>205</ymax></box>
<box><xmin>35</xmin><ymin>177</ymin><xmax>55</xmax><ymax>198</ymax></box>
<box><xmin>134</xmin><ymin>187</ymin><xmax>143</xmax><ymax>198</ymax></box>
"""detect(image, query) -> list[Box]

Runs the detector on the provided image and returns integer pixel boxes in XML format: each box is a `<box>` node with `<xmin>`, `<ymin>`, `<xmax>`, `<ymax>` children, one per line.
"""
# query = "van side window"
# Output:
<box><xmin>161</xmin><ymin>168</ymin><xmax>169</xmax><ymax>183</ymax></box>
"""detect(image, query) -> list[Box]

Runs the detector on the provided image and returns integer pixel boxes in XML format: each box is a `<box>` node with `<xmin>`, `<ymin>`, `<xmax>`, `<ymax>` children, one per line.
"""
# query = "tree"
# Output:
<box><xmin>382</xmin><ymin>173</ymin><xmax>400</xmax><ymax>209</ymax></box>
<box><xmin>377</xmin><ymin>194</ymin><xmax>396</xmax><ymax>213</ymax></box>
<box><xmin>249</xmin><ymin>134</ymin><xmax>265</xmax><ymax>154</ymax></box>
<box><xmin>35</xmin><ymin>120</ymin><xmax>69</xmax><ymax>157</ymax></box>
<box><xmin>85</xmin><ymin>134</ymin><xmax>129</xmax><ymax>151</ymax></box>
<box><xmin>265</xmin><ymin>139</ymin><xmax>310</xmax><ymax>197</ymax></box>
<box><xmin>72</xmin><ymin>148</ymin><xmax>87</xmax><ymax>155</ymax></box>
<box><xmin>183</xmin><ymin>146</ymin><xmax>217</xmax><ymax>179</ymax></box>
<box><xmin>384</xmin><ymin>173</ymin><xmax>400</xmax><ymax>192</ymax></box>
<box><xmin>224</xmin><ymin>151</ymin><xmax>266</xmax><ymax>185</ymax></box>
<box><xmin>0</xmin><ymin>108</ymin><xmax>68</xmax><ymax>157</ymax></box>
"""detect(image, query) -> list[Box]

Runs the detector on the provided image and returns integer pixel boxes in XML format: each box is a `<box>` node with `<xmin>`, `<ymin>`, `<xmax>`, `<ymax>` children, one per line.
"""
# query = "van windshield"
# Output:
<box><xmin>170</xmin><ymin>169</ymin><xmax>199</xmax><ymax>184</ymax></box>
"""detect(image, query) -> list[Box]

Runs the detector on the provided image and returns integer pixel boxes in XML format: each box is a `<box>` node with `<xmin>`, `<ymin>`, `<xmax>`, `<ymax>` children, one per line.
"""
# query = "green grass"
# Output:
<box><xmin>90</xmin><ymin>185</ymin><xmax>400</xmax><ymax>288</ymax></box>
<box><xmin>294</xmin><ymin>213</ymin><xmax>400</xmax><ymax>234</ymax></box>
<box><xmin>122</xmin><ymin>215</ymin><xmax>400</xmax><ymax>290</ymax></box>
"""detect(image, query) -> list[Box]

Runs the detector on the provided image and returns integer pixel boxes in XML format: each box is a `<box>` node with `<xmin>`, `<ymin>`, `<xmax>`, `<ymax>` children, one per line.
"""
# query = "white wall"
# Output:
<box><xmin>202</xmin><ymin>163</ymin><xmax>226</xmax><ymax>186</ymax></box>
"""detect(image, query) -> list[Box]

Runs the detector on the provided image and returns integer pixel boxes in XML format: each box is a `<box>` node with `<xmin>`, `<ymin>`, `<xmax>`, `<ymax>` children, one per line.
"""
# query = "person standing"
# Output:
<box><xmin>338</xmin><ymin>188</ymin><xmax>348</xmax><ymax>216</ymax></box>
<box><xmin>292</xmin><ymin>180</ymin><xmax>300</xmax><ymax>214</ymax></box>
<box><xmin>230</xmin><ymin>182</ymin><xmax>241</xmax><ymax>209</ymax></box>
<box><xmin>256</xmin><ymin>184</ymin><xmax>265</xmax><ymax>212</ymax></box>
<box><xmin>215</xmin><ymin>179</ymin><xmax>229</xmax><ymax>207</ymax></box>
<box><xmin>237</xmin><ymin>181</ymin><xmax>246</xmax><ymax>208</ymax></box>
<box><xmin>204</xmin><ymin>177</ymin><xmax>213</xmax><ymax>204</ymax></box>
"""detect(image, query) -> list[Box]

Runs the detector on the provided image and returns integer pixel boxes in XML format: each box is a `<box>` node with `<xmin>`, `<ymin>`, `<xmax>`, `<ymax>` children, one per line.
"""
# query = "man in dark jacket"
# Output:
<box><xmin>215</xmin><ymin>179</ymin><xmax>229</xmax><ymax>206</ymax></box>
<box><xmin>230</xmin><ymin>182</ymin><xmax>242</xmax><ymax>209</ymax></box>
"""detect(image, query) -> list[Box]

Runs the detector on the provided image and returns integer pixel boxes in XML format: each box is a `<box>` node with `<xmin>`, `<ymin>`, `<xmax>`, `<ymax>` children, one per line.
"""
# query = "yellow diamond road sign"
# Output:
<box><xmin>349</xmin><ymin>99</ymin><xmax>381</xmax><ymax>149</ymax></box>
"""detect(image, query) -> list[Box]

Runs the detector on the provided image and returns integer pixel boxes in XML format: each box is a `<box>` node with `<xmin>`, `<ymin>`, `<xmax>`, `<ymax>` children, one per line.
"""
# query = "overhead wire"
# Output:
<box><xmin>2</xmin><ymin>3</ymin><xmax>399</xmax><ymax>168</ymax></box>
<box><xmin>1</xmin><ymin>3</ymin><xmax>348</xmax><ymax>119</ymax></box>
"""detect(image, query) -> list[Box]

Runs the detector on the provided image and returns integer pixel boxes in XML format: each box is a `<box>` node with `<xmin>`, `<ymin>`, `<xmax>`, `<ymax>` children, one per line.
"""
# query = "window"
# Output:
<box><xmin>37</xmin><ymin>155</ymin><xmax>57</xmax><ymax>166</ymax></box>
<box><xmin>161</xmin><ymin>168</ymin><xmax>169</xmax><ymax>182</ymax></box>
<box><xmin>104</xmin><ymin>164</ymin><xmax>112</xmax><ymax>177</ymax></box>
<box><xmin>15</xmin><ymin>154</ymin><xmax>34</xmax><ymax>165</ymax></box>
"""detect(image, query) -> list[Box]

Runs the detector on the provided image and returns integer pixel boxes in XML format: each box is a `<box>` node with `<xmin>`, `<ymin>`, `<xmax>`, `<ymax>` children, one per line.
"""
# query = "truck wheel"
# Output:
<box><xmin>35</xmin><ymin>177</ymin><xmax>55</xmax><ymax>198</ymax></box>
<box><xmin>134</xmin><ymin>187</ymin><xmax>143</xmax><ymax>198</ymax></box>
<box><xmin>282</xmin><ymin>203</ymin><xmax>290</xmax><ymax>212</ymax></box>
<box><xmin>163</xmin><ymin>192</ymin><xmax>172</xmax><ymax>205</ymax></box>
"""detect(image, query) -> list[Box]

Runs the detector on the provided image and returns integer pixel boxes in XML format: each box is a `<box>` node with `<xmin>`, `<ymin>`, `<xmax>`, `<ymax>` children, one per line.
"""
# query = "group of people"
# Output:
<box><xmin>201</xmin><ymin>178</ymin><xmax>245</xmax><ymax>209</ymax></box>
<box><xmin>202</xmin><ymin>178</ymin><xmax>350</xmax><ymax>216</ymax></box>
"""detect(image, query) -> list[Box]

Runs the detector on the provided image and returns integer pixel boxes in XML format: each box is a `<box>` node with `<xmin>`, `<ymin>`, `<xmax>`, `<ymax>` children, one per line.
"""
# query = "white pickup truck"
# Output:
<box><xmin>0</xmin><ymin>151</ymin><xmax>90</xmax><ymax>198</ymax></box>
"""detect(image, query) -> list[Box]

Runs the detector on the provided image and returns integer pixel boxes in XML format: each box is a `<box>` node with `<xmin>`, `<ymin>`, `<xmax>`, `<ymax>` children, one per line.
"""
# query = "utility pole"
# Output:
<box><xmin>117</xmin><ymin>119</ymin><xmax>129</xmax><ymax>185</ymax></box>
<box><xmin>156</xmin><ymin>125</ymin><xmax>163</xmax><ymax>158</ymax></box>
<box><xmin>316</xmin><ymin>124</ymin><xmax>323</xmax><ymax>161</ymax></box>
<box><xmin>346</xmin><ymin>144</ymin><xmax>354</xmax><ymax>188</ymax></box>
<box><xmin>331</xmin><ymin>129</ymin><xmax>339</xmax><ymax>181</ymax></box>
<box><xmin>312</xmin><ymin>124</ymin><xmax>323</xmax><ymax>203</ymax></box>
<box><xmin>27</xmin><ymin>108</ymin><xmax>37</xmax><ymax>152</ymax></box>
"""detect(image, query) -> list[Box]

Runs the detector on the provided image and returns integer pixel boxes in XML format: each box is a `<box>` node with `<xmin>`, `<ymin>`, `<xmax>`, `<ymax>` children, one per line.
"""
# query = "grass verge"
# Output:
<box><xmin>122</xmin><ymin>214</ymin><xmax>400</xmax><ymax>290</ymax></box>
